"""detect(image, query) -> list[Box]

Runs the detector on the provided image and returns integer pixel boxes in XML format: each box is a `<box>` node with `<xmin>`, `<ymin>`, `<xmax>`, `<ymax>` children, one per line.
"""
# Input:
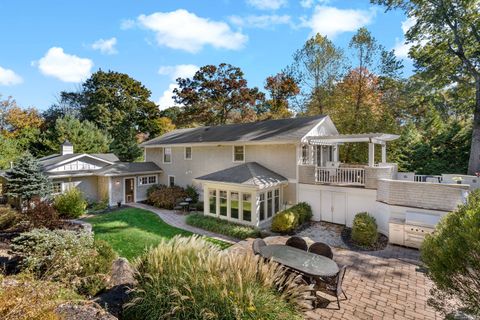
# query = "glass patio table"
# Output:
<box><xmin>258</xmin><ymin>244</ymin><xmax>339</xmax><ymax>277</ymax></box>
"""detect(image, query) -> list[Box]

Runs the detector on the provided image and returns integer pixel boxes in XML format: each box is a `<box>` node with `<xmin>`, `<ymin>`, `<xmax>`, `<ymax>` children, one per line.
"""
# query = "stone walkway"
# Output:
<box><xmin>230</xmin><ymin>236</ymin><xmax>441</xmax><ymax>320</ymax></box>
<box><xmin>128</xmin><ymin>203</ymin><xmax>238</xmax><ymax>244</ymax></box>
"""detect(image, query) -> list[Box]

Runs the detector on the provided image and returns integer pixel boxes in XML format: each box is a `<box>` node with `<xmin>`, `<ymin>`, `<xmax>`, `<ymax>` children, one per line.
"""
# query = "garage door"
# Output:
<box><xmin>298</xmin><ymin>189</ymin><xmax>321</xmax><ymax>221</ymax></box>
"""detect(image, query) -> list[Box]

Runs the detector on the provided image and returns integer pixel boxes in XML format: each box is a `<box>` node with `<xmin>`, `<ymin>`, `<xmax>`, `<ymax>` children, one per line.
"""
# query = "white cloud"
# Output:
<box><xmin>158</xmin><ymin>64</ymin><xmax>199</xmax><ymax>80</ymax></box>
<box><xmin>229</xmin><ymin>14</ymin><xmax>291</xmax><ymax>29</ymax></box>
<box><xmin>157</xmin><ymin>64</ymin><xmax>199</xmax><ymax>109</ymax></box>
<box><xmin>138</xmin><ymin>10</ymin><xmax>248</xmax><ymax>53</ymax></box>
<box><xmin>0</xmin><ymin>66</ymin><xmax>22</xmax><ymax>86</ymax></box>
<box><xmin>393</xmin><ymin>17</ymin><xmax>417</xmax><ymax>59</ymax></box>
<box><xmin>120</xmin><ymin>19</ymin><xmax>135</xmax><ymax>30</ymax></box>
<box><xmin>247</xmin><ymin>0</ymin><xmax>287</xmax><ymax>10</ymax></box>
<box><xmin>36</xmin><ymin>47</ymin><xmax>93</xmax><ymax>83</ymax></box>
<box><xmin>305</xmin><ymin>6</ymin><xmax>375</xmax><ymax>38</ymax></box>
<box><xmin>91</xmin><ymin>37</ymin><xmax>118</xmax><ymax>55</ymax></box>
<box><xmin>300</xmin><ymin>0</ymin><xmax>330</xmax><ymax>9</ymax></box>
<box><xmin>157</xmin><ymin>83</ymin><xmax>179</xmax><ymax>110</ymax></box>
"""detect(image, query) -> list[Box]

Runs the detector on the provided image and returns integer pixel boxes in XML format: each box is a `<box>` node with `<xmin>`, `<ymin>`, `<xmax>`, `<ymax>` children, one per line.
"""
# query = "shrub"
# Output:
<box><xmin>351</xmin><ymin>212</ymin><xmax>378</xmax><ymax>247</ymax></box>
<box><xmin>147</xmin><ymin>184</ymin><xmax>187</xmax><ymax>209</ymax></box>
<box><xmin>271</xmin><ymin>211</ymin><xmax>299</xmax><ymax>233</ymax></box>
<box><xmin>25</xmin><ymin>200</ymin><xmax>60</xmax><ymax>229</ymax></box>
<box><xmin>0</xmin><ymin>207</ymin><xmax>19</xmax><ymax>230</ymax></box>
<box><xmin>185</xmin><ymin>184</ymin><xmax>199</xmax><ymax>203</ymax></box>
<box><xmin>271</xmin><ymin>202</ymin><xmax>312</xmax><ymax>233</ymax></box>
<box><xmin>90</xmin><ymin>198</ymin><xmax>109</xmax><ymax>212</ymax></box>
<box><xmin>421</xmin><ymin>190</ymin><xmax>480</xmax><ymax>316</ymax></box>
<box><xmin>0</xmin><ymin>274</ymin><xmax>80</xmax><ymax>320</ymax></box>
<box><xmin>124</xmin><ymin>236</ymin><xmax>311</xmax><ymax>320</ymax></box>
<box><xmin>11</xmin><ymin>229</ymin><xmax>116</xmax><ymax>297</ymax></box>
<box><xmin>186</xmin><ymin>213</ymin><xmax>261</xmax><ymax>239</ymax></box>
<box><xmin>54</xmin><ymin>188</ymin><xmax>87</xmax><ymax>219</ymax></box>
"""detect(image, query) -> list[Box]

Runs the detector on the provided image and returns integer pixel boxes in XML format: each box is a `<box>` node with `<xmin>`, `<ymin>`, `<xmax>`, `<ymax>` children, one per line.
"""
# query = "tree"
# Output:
<box><xmin>43</xmin><ymin>115</ymin><xmax>110</xmax><ymax>154</ymax></box>
<box><xmin>263</xmin><ymin>72</ymin><xmax>299</xmax><ymax>119</ymax></box>
<box><xmin>421</xmin><ymin>189</ymin><xmax>480</xmax><ymax>316</ymax></box>
<box><xmin>287</xmin><ymin>34</ymin><xmax>345</xmax><ymax>114</ymax></box>
<box><xmin>0</xmin><ymin>136</ymin><xmax>22</xmax><ymax>170</ymax></box>
<box><xmin>61</xmin><ymin>70</ymin><xmax>163</xmax><ymax>138</ymax></box>
<box><xmin>372</xmin><ymin>0</ymin><xmax>480</xmax><ymax>173</ymax></box>
<box><xmin>109</xmin><ymin>122</ymin><xmax>143</xmax><ymax>162</ymax></box>
<box><xmin>173</xmin><ymin>63</ymin><xmax>265</xmax><ymax>126</ymax></box>
<box><xmin>6</xmin><ymin>152</ymin><xmax>51</xmax><ymax>208</ymax></box>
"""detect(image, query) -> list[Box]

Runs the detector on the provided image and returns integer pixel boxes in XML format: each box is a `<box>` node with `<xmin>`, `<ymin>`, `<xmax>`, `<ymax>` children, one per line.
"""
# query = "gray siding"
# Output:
<box><xmin>145</xmin><ymin>144</ymin><xmax>298</xmax><ymax>203</ymax></box>
<box><xmin>53</xmin><ymin>176</ymin><xmax>99</xmax><ymax>202</ymax></box>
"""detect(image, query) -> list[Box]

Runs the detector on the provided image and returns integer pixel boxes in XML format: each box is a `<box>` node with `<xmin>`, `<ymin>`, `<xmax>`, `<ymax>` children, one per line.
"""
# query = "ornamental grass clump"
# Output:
<box><xmin>125</xmin><ymin>236</ymin><xmax>313</xmax><ymax>320</ymax></box>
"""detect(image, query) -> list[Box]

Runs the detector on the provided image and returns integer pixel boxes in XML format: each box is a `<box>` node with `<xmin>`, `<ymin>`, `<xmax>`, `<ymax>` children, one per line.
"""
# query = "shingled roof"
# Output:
<box><xmin>141</xmin><ymin>115</ymin><xmax>326</xmax><ymax>146</ymax></box>
<box><xmin>195</xmin><ymin>162</ymin><xmax>287</xmax><ymax>189</ymax></box>
<box><xmin>96</xmin><ymin>162</ymin><xmax>162</xmax><ymax>176</ymax></box>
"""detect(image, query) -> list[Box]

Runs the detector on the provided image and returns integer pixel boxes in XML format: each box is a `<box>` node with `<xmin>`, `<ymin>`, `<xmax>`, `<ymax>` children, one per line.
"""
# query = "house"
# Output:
<box><xmin>141</xmin><ymin>115</ymin><xmax>474</xmax><ymax>248</ymax></box>
<box><xmin>1</xmin><ymin>141</ymin><xmax>162</xmax><ymax>206</ymax></box>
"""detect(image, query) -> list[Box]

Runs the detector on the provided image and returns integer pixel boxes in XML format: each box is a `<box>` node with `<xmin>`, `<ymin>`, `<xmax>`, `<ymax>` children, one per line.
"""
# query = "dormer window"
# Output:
<box><xmin>233</xmin><ymin>146</ymin><xmax>245</xmax><ymax>162</ymax></box>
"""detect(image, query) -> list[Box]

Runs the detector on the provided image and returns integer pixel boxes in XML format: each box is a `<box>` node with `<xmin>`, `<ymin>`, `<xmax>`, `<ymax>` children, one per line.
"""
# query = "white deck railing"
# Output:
<box><xmin>315</xmin><ymin>167</ymin><xmax>365</xmax><ymax>186</ymax></box>
<box><xmin>413</xmin><ymin>175</ymin><xmax>443</xmax><ymax>183</ymax></box>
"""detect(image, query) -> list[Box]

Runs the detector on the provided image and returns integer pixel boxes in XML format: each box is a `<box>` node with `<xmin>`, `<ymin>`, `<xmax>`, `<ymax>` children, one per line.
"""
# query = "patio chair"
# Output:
<box><xmin>318</xmin><ymin>265</ymin><xmax>347</xmax><ymax>310</ymax></box>
<box><xmin>285</xmin><ymin>236</ymin><xmax>308</xmax><ymax>251</ymax></box>
<box><xmin>252</xmin><ymin>238</ymin><xmax>266</xmax><ymax>255</ymax></box>
<box><xmin>308</xmin><ymin>242</ymin><xmax>333</xmax><ymax>259</ymax></box>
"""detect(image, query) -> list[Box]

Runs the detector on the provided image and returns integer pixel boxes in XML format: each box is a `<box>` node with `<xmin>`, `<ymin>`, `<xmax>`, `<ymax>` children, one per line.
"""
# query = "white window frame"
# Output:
<box><xmin>168</xmin><ymin>175</ymin><xmax>175</xmax><ymax>187</ymax></box>
<box><xmin>184</xmin><ymin>146</ymin><xmax>192</xmax><ymax>160</ymax></box>
<box><xmin>163</xmin><ymin>147</ymin><xmax>172</xmax><ymax>164</ymax></box>
<box><xmin>138</xmin><ymin>175</ymin><xmax>157</xmax><ymax>186</ymax></box>
<box><xmin>52</xmin><ymin>181</ymin><xmax>63</xmax><ymax>195</ymax></box>
<box><xmin>232</xmin><ymin>145</ymin><xmax>245</xmax><ymax>163</ymax></box>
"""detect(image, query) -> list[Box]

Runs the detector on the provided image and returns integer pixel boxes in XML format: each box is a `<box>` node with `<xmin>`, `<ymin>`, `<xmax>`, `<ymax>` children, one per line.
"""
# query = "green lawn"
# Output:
<box><xmin>85</xmin><ymin>208</ymin><xmax>230</xmax><ymax>260</ymax></box>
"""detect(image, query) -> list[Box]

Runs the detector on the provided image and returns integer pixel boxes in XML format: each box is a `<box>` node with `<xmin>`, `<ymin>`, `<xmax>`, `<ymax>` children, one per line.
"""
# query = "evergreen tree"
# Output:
<box><xmin>110</xmin><ymin>122</ymin><xmax>142</xmax><ymax>162</ymax></box>
<box><xmin>6</xmin><ymin>152</ymin><xmax>51</xmax><ymax>206</ymax></box>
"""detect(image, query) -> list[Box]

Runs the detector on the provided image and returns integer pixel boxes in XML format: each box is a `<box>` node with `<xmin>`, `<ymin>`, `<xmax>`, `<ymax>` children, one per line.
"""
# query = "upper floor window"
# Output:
<box><xmin>233</xmin><ymin>146</ymin><xmax>245</xmax><ymax>162</ymax></box>
<box><xmin>163</xmin><ymin>147</ymin><xmax>172</xmax><ymax>163</ymax></box>
<box><xmin>139</xmin><ymin>175</ymin><xmax>157</xmax><ymax>186</ymax></box>
<box><xmin>184</xmin><ymin>147</ymin><xmax>192</xmax><ymax>160</ymax></box>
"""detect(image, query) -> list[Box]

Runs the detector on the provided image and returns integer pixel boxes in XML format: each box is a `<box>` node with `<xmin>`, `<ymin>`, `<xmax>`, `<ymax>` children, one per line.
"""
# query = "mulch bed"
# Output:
<box><xmin>341</xmin><ymin>227</ymin><xmax>388</xmax><ymax>251</ymax></box>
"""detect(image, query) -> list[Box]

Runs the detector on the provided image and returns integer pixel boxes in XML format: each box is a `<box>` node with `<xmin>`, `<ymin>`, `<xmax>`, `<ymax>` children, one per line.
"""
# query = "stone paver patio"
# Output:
<box><xmin>230</xmin><ymin>236</ymin><xmax>442</xmax><ymax>320</ymax></box>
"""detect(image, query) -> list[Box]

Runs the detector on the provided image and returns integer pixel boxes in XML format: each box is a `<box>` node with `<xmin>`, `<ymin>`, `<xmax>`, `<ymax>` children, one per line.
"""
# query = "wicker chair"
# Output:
<box><xmin>285</xmin><ymin>236</ymin><xmax>308</xmax><ymax>251</ymax></box>
<box><xmin>317</xmin><ymin>265</ymin><xmax>348</xmax><ymax>309</ymax></box>
<box><xmin>252</xmin><ymin>238</ymin><xmax>266</xmax><ymax>255</ymax></box>
<box><xmin>309</xmin><ymin>242</ymin><xmax>333</xmax><ymax>259</ymax></box>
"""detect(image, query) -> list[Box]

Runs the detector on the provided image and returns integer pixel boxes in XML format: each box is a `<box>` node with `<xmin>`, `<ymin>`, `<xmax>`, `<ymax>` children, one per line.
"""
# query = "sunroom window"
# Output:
<box><xmin>242</xmin><ymin>193</ymin><xmax>251</xmax><ymax>222</ymax></box>
<box><xmin>209</xmin><ymin>189</ymin><xmax>216</xmax><ymax>215</ymax></box>
<box><xmin>230</xmin><ymin>192</ymin><xmax>239</xmax><ymax>219</ymax></box>
<box><xmin>259</xmin><ymin>193</ymin><xmax>265</xmax><ymax>221</ymax></box>
<box><xmin>274</xmin><ymin>189</ymin><xmax>280</xmax><ymax>213</ymax></box>
<box><xmin>219</xmin><ymin>191</ymin><xmax>227</xmax><ymax>216</ymax></box>
<box><xmin>267</xmin><ymin>191</ymin><xmax>273</xmax><ymax>218</ymax></box>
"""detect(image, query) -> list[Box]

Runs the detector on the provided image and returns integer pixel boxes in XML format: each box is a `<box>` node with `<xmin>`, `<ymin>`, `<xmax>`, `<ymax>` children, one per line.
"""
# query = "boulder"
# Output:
<box><xmin>55</xmin><ymin>301</ymin><xmax>117</xmax><ymax>320</ymax></box>
<box><xmin>108</xmin><ymin>257</ymin><xmax>135</xmax><ymax>287</ymax></box>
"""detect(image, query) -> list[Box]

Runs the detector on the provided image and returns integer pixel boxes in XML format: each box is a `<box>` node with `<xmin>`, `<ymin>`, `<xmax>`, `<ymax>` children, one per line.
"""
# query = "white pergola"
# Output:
<box><xmin>307</xmin><ymin>133</ymin><xmax>400</xmax><ymax>167</ymax></box>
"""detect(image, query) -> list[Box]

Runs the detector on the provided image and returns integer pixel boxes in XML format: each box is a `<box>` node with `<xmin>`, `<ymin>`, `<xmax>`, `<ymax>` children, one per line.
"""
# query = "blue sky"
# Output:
<box><xmin>0</xmin><ymin>0</ymin><xmax>412</xmax><ymax>111</ymax></box>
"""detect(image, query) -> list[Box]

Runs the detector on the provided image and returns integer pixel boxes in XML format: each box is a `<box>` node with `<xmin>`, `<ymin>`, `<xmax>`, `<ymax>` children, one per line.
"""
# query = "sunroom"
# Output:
<box><xmin>195</xmin><ymin>162</ymin><xmax>288</xmax><ymax>227</ymax></box>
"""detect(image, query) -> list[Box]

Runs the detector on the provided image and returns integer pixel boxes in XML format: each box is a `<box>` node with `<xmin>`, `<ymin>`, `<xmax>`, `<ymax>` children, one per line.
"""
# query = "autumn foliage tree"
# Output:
<box><xmin>173</xmin><ymin>63</ymin><xmax>265</xmax><ymax>126</ymax></box>
<box><xmin>264</xmin><ymin>72</ymin><xmax>299</xmax><ymax>119</ymax></box>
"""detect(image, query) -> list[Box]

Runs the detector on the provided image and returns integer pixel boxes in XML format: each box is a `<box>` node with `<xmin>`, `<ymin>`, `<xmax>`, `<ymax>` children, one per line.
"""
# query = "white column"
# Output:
<box><xmin>381</xmin><ymin>144</ymin><xmax>387</xmax><ymax>163</ymax></box>
<box><xmin>333</xmin><ymin>145</ymin><xmax>339</xmax><ymax>162</ymax></box>
<box><xmin>368</xmin><ymin>143</ymin><xmax>375</xmax><ymax>167</ymax></box>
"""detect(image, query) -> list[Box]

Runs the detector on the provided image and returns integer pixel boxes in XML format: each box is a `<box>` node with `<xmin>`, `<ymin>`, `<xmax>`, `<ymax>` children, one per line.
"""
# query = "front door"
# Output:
<box><xmin>125</xmin><ymin>178</ymin><xmax>135</xmax><ymax>203</ymax></box>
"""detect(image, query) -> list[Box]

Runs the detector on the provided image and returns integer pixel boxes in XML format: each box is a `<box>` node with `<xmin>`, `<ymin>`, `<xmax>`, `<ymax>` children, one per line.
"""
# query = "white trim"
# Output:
<box><xmin>184</xmin><ymin>146</ymin><xmax>192</xmax><ymax>160</ymax></box>
<box><xmin>49</xmin><ymin>153</ymin><xmax>115</xmax><ymax>168</ymax></box>
<box><xmin>108</xmin><ymin>177</ymin><xmax>113</xmax><ymax>206</ymax></box>
<box><xmin>99</xmin><ymin>170</ymin><xmax>162</xmax><ymax>177</ymax></box>
<box><xmin>168</xmin><ymin>175</ymin><xmax>175</xmax><ymax>187</ymax></box>
<box><xmin>163</xmin><ymin>147</ymin><xmax>172</xmax><ymax>164</ymax></box>
<box><xmin>122</xmin><ymin>176</ymin><xmax>137</xmax><ymax>204</ymax></box>
<box><xmin>232</xmin><ymin>145</ymin><xmax>245</xmax><ymax>163</ymax></box>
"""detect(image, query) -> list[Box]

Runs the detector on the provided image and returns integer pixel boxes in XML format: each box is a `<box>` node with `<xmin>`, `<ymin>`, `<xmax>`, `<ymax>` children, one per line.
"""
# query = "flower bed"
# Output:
<box><xmin>186</xmin><ymin>213</ymin><xmax>261</xmax><ymax>240</ymax></box>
